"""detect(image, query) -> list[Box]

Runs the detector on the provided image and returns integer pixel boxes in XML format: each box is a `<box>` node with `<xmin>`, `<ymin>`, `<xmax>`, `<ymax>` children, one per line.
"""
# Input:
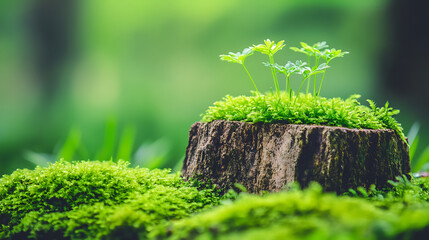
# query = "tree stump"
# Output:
<box><xmin>181</xmin><ymin>120</ymin><xmax>410</xmax><ymax>193</ymax></box>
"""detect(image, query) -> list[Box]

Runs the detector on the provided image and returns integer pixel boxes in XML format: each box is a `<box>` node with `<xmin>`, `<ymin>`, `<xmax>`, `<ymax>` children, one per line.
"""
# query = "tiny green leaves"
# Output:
<box><xmin>290</xmin><ymin>41</ymin><xmax>348</xmax><ymax>62</ymax></box>
<box><xmin>267</xmin><ymin>60</ymin><xmax>307</xmax><ymax>97</ymax></box>
<box><xmin>321</xmin><ymin>48</ymin><xmax>349</xmax><ymax>63</ymax></box>
<box><xmin>218</xmin><ymin>39</ymin><xmax>347</xmax><ymax>98</ymax></box>
<box><xmin>220</xmin><ymin>47</ymin><xmax>259</xmax><ymax>93</ymax></box>
<box><xmin>296</xmin><ymin>63</ymin><xmax>330</xmax><ymax>95</ymax></box>
<box><xmin>252</xmin><ymin>39</ymin><xmax>286</xmax><ymax>56</ymax></box>
<box><xmin>290</xmin><ymin>41</ymin><xmax>347</xmax><ymax>96</ymax></box>
<box><xmin>312</xmin><ymin>63</ymin><xmax>330</xmax><ymax>74</ymax></box>
<box><xmin>313</xmin><ymin>41</ymin><xmax>329</xmax><ymax>50</ymax></box>
<box><xmin>214</xmin><ymin>40</ymin><xmax>405</xmax><ymax>142</ymax></box>
<box><xmin>252</xmin><ymin>39</ymin><xmax>286</xmax><ymax>95</ymax></box>
<box><xmin>290</xmin><ymin>41</ymin><xmax>329</xmax><ymax>57</ymax></box>
<box><xmin>219</xmin><ymin>48</ymin><xmax>254</xmax><ymax>65</ymax></box>
<box><xmin>265</xmin><ymin>60</ymin><xmax>306</xmax><ymax>77</ymax></box>
<box><xmin>267</xmin><ymin>61</ymin><xmax>328</xmax><ymax>79</ymax></box>
<box><xmin>290</xmin><ymin>46</ymin><xmax>311</xmax><ymax>56</ymax></box>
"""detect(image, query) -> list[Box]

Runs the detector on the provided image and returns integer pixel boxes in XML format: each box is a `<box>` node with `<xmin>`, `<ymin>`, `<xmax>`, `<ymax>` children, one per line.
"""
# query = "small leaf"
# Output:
<box><xmin>321</xmin><ymin>48</ymin><xmax>349</xmax><ymax>62</ymax></box>
<box><xmin>253</xmin><ymin>39</ymin><xmax>286</xmax><ymax>56</ymax></box>
<box><xmin>219</xmin><ymin>48</ymin><xmax>254</xmax><ymax>64</ymax></box>
<box><xmin>262</xmin><ymin>62</ymin><xmax>273</xmax><ymax>67</ymax></box>
<box><xmin>313</xmin><ymin>41</ymin><xmax>329</xmax><ymax>50</ymax></box>
<box><xmin>242</xmin><ymin>47</ymin><xmax>253</xmax><ymax>55</ymax></box>
<box><xmin>309</xmin><ymin>70</ymin><xmax>324</xmax><ymax>76</ymax></box>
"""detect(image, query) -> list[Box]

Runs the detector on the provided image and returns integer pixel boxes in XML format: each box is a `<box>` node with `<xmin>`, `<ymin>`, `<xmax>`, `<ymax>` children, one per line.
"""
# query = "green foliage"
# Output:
<box><xmin>214</xmin><ymin>39</ymin><xmax>405</xmax><ymax>143</ymax></box>
<box><xmin>5</xmin><ymin>161</ymin><xmax>429</xmax><ymax>239</ymax></box>
<box><xmin>220</xmin><ymin>39</ymin><xmax>348</xmax><ymax>97</ymax></box>
<box><xmin>252</xmin><ymin>39</ymin><xmax>286</xmax><ymax>56</ymax></box>
<box><xmin>407</xmin><ymin>123</ymin><xmax>429</xmax><ymax>172</ymax></box>
<box><xmin>252</xmin><ymin>39</ymin><xmax>286</xmax><ymax>94</ymax></box>
<box><xmin>0</xmin><ymin>161</ymin><xmax>222</xmax><ymax>239</ymax></box>
<box><xmin>264</xmin><ymin>61</ymin><xmax>330</xmax><ymax>97</ymax></box>
<box><xmin>219</xmin><ymin>48</ymin><xmax>254</xmax><ymax>65</ymax></box>
<box><xmin>220</xmin><ymin>48</ymin><xmax>259</xmax><ymax>93</ymax></box>
<box><xmin>23</xmin><ymin>120</ymin><xmax>176</xmax><ymax>171</ymax></box>
<box><xmin>415</xmin><ymin>147</ymin><xmax>429</xmax><ymax>172</ymax></box>
<box><xmin>408</xmin><ymin>122</ymin><xmax>420</xmax><ymax>162</ymax></box>
<box><xmin>202</xmin><ymin>92</ymin><xmax>405</xmax><ymax>142</ymax></box>
<box><xmin>290</xmin><ymin>41</ymin><xmax>349</xmax><ymax>63</ymax></box>
<box><xmin>24</xmin><ymin>117</ymin><xmax>139</xmax><ymax>166</ymax></box>
<box><xmin>160</xmin><ymin>179</ymin><xmax>429</xmax><ymax>240</ymax></box>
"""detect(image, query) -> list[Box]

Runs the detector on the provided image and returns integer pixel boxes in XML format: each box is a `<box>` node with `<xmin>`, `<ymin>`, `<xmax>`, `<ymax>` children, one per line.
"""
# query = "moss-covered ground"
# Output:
<box><xmin>2</xmin><ymin>161</ymin><xmax>429</xmax><ymax>239</ymax></box>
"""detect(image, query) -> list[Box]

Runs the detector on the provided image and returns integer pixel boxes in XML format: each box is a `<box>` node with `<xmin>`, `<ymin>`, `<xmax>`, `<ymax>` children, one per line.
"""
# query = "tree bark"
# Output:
<box><xmin>181</xmin><ymin>120</ymin><xmax>410</xmax><ymax>193</ymax></box>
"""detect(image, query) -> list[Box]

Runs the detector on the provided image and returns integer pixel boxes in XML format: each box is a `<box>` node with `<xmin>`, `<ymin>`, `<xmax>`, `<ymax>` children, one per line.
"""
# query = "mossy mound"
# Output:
<box><xmin>0</xmin><ymin>161</ymin><xmax>221</xmax><ymax>239</ymax></box>
<box><xmin>202</xmin><ymin>93</ymin><xmax>405</xmax><ymax>141</ymax></box>
<box><xmin>162</xmin><ymin>180</ymin><xmax>429</xmax><ymax>240</ymax></box>
<box><xmin>3</xmin><ymin>161</ymin><xmax>429</xmax><ymax>239</ymax></box>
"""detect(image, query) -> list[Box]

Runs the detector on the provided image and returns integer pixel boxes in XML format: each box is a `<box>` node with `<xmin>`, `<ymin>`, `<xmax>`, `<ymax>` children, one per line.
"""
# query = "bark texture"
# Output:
<box><xmin>181</xmin><ymin>120</ymin><xmax>410</xmax><ymax>193</ymax></box>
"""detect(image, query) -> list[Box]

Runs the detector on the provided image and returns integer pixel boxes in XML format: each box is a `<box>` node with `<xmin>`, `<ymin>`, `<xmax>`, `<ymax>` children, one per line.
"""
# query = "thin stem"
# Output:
<box><xmin>306</xmin><ymin>55</ymin><xmax>311</xmax><ymax>94</ymax></box>
<box><xmin>313</xmin><ymin>57</ymin><xmax>319</xmax><ymax>96</ymax></box>
<box><xmin>306</xmin><ymin>76</ymin><xmax>310</xmax><ymax>94</ymax></box>
<box><xmin>294</xmin><ymin>76</ymin><xmax>309</xmax><ymax>104</ymax></box>
<box><xmin>297</xmin><ymin>76</ymin><xmax>309</xmax><ymax>96</ymax></box>
<box><xmin>242</xmin><ymin>64</ymin><xmax>259</xmax><ymax>94</ymax></box>
<box><xmin>317</xmin><ymin>70</ymin><xmax>327</xmax><ymax>97</ymax></box>
<box><xmin>317</xmin><ymin>59</ymin><xmax>330</xmax><ymax>96</ymax></box>
<box><xmin>269</xmin><ymin>55</ymin><xmax>280</xmax><ymax>95</ymax></box>
<box><xmin>286</xmin><ymin>75</ymin><xmax>290</xmax><ymax>93</ymax></box>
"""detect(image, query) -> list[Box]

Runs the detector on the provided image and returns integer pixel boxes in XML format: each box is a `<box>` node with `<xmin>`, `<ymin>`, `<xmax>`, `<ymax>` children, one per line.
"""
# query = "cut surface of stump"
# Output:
<box><xmin>181</xmin><ymin>120</ymin><xmax>410</xmax><ymax>193</ymax></box>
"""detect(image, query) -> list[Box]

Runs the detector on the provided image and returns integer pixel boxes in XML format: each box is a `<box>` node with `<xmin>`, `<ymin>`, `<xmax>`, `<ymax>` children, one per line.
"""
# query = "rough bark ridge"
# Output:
<box><xmin>181</xmin><ymin>120</ymin><xmax>410</xmax><ymax>193</ymax></box>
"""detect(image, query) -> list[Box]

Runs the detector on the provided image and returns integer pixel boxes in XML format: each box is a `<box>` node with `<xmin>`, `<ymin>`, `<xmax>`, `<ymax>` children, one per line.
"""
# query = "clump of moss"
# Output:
<box><xmin>202</xmin><ymin>93</ymin><xmax>405</xmax><ymax>141</ymax></box>
<box><xmin>161</xmin><ymin>180</ymin><xmax>429</xmax><ymax>240</ymax></box>
<box><xmin>5</xmin><ymin>161</ymin><xmax>429</xmax><ymax>240</ymax></box>
<box><xmin>347</xmin><ymin>175</ymin><xmax>429</xmax><ymax>209</ymax></box>
<box><xmin>0</xmin><ymin>161</ymin><xmax>221</xmax><ymax>239</ymax></box>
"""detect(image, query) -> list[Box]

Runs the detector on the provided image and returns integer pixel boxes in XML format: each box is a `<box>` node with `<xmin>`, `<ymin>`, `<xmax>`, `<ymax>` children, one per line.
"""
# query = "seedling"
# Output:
<box><xmin>252</xmin><ymin>39</ymin><xmax>285</xmax><ymax>95</ymax></box>
<box><xmin>318</xmin><ymin>48</ymin><xmax>349</xmax><ymax>95</ymax></box>
<box><xmin>291</xmin><ymin>42</ymin><xmax>325</xmax><ymax>95</ymax></box>
<box><xmin>220</xmin><ymin>48</ymin><xmax>259</xmax><ymax>94</ymax></box>
<box><xmin>295</xmin><ymin>63</ymin><xmax>330</xmax><ymax>97</ymax></box>
<box><xmin>291</xmin><ymin>42</ymin><xmax>349</xmax><ymax>96</ymax></box>
<box><xmin>264</xmin><ymin>61</ymin><xmax>303</xmax><ymax>98</ymax></box>
<box><xmin>265</xmin><ymin>61</ymin><xmax>330</xmax><ymax>98</ymax></box>
<box><xmin>219</xmin><ymin>39</ymin><xmax>347</xmax><ymax>98</ymax></box>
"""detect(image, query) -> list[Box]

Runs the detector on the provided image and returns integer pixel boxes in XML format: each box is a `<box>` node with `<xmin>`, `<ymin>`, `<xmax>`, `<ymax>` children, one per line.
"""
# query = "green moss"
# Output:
<box><xmin>4</xmin><ymin>161</ymin><xmax>429</xmax><ymax>240</ymax></box>
<box><xmin>202</xmin><ymin>93</ymin><xmax>405</xmax><ymax>142</ymax></box>
<box><xmin>162</xmin><ymin>181</ymin><xmax>429</xmax><ymax>240</ymax></box>
<box><xmin>0</xmin><ymin>161</ymin><xmax>221</xmax><ymax>239</ymax></box>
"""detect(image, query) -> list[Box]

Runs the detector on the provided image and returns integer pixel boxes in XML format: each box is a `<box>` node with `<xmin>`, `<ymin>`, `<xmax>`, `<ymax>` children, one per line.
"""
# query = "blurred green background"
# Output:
<box><xmin>1</xmin><ymin>0</ymin><xmax>429</xmax><ymax>174</ymax></box>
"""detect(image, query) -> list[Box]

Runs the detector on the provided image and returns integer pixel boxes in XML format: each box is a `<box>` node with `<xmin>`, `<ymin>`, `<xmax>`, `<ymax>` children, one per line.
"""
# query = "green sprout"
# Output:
<box><xmin>296</xmin><ymin>63</ymin><xmax>329</xmax><ymax>97</ymax></box>
<box><xmin>291</xmin><ymin>42</ymin><xmax>348</xmax><ymax>96</ymax></box>
<box><xmin>318</xmin><ymin>48</ymin><xmax>349</xmax><ymax>95</ymax></box>
<box><xmin>252</xmin><ymin>39</ymin><xmax>285</xmax><ymax>95</ymax></box>
<box><xmin>313</xmin><ymin>41</ymin><xmax>329</xmax><ymax>50</ymax></box>
<box><xmin>219</xmin><ymin>39</ymin><xmax>347</xmax><ymax>99</ymax></box>
<box><xmin>220</xmin><ymin>48</ymin><xmax>259</xmax><ymax>93</ymax></box>
<box><xmin>264</xmin><ymin>60</ymin><xmax>304</xmax><ymax>98</ymax></box>
<box><xmin>290</xmin><ymin>42</ymin><xmax>328</xmax><ymax>96</ymax></box>
<box><xmin>321</xmin><ymin>48</ymin><xmax>349</xmax><ymax>62</ymax></box>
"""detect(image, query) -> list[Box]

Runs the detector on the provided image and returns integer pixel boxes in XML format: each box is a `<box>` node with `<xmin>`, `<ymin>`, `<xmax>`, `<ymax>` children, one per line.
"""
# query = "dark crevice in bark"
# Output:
<box><xmin>295</xmin><ymin>128</ymin><xmax>321</xmax><ymax>188</ymax></box>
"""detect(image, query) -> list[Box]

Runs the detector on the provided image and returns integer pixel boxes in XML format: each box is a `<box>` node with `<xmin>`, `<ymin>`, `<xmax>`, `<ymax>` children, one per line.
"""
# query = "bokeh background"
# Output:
<box><xmin>1</xmin><ymin>0</ymin><xmax>429</xmax><ymax>174</ymax></box>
